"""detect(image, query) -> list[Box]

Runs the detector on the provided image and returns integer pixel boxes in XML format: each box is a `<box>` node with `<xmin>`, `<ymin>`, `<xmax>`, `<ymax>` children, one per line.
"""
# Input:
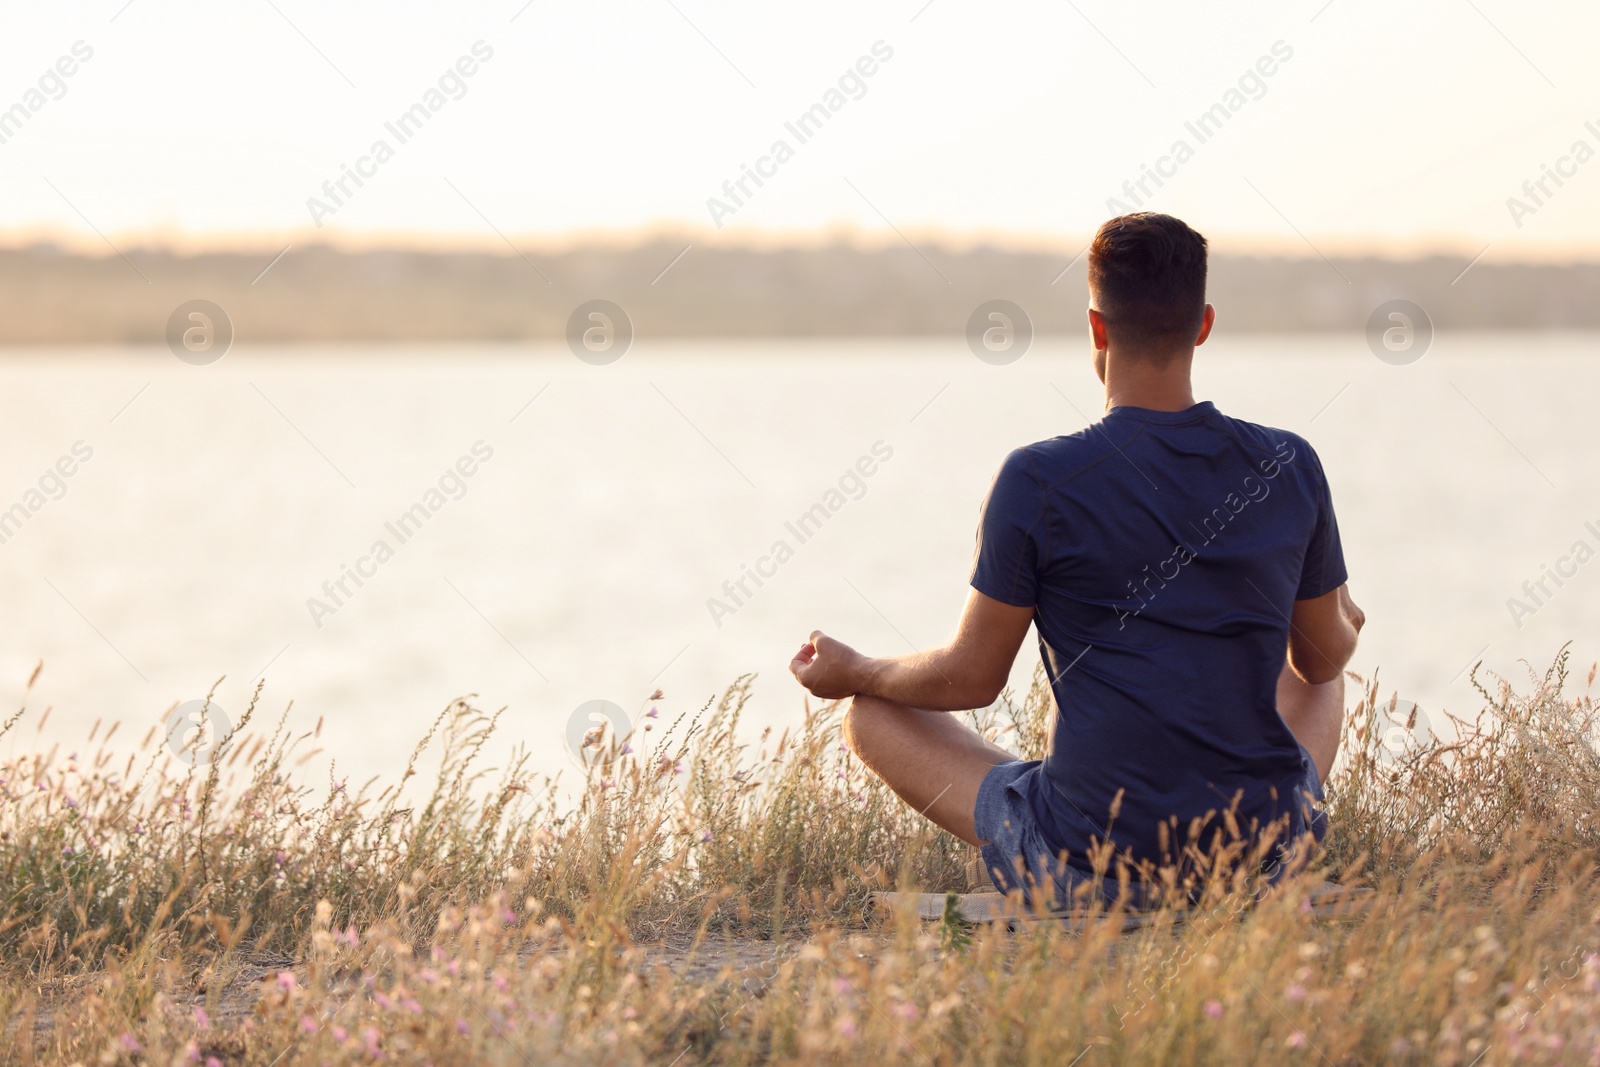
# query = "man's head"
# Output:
<box><xmin>1087</xmin><ymin>213</ymin><xmax>1212</xmax><ymax>369</ymax></box>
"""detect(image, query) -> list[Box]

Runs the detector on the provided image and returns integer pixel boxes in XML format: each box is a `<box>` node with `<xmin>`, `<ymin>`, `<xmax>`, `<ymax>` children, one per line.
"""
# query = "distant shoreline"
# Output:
<box><xmin>5</xmin><ymin>241</ymin><xmax>1600</xmax><ymax>343</ymax></box>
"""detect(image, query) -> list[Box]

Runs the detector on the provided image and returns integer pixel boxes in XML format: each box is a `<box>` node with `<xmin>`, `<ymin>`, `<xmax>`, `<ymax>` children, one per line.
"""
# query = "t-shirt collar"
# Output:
<box><xmin>1103</xmin><ymin>400</ymin><xmax>1216</xmax><ymax>425</ymax></box>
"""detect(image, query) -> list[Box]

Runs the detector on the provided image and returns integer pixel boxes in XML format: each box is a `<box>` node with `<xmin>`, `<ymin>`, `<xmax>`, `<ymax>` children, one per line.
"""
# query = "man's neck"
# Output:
<box><xmin>1102</xmin><ymin>349</ymin><xmax>1197</xmax><ymax>413</ymax></box>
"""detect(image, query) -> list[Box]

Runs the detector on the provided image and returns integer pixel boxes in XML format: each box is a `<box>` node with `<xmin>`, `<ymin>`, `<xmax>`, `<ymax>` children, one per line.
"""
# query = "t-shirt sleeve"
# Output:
<box><xmin>970</xmin><ymin>447</ymin><xmax>1044</xmax><ymax>608</ymax></box>
<box><xmin>1295</xmin><ymin>443</ymin><xmax>1349</xmax><ymax>601</ymax></box>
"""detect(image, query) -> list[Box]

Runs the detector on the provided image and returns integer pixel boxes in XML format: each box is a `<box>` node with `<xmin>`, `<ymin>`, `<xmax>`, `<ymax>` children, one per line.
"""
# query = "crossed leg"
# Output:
<box><xmin>844</xmin><ymin>664</ymin><xmax>1344</xmax><ymax>847</ymax></box>
<box><xmin>841</xmin><ymin>693</ymin><xmax>1016</xmax><ymax>846</ymax></box>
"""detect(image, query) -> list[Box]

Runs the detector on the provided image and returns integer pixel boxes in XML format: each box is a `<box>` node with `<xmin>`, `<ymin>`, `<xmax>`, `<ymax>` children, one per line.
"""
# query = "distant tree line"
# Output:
<box><xmin>2</xmin><ymin>239</ymin><xmax>1597</xmax><ymax>343</ymax></box>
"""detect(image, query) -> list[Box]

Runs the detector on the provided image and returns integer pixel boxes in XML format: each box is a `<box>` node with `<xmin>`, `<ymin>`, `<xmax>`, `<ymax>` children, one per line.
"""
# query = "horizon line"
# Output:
<box><xmin>5</xmin><ymin>225</ymin><xmax>1600</xmax><ymax>267</ymax></box>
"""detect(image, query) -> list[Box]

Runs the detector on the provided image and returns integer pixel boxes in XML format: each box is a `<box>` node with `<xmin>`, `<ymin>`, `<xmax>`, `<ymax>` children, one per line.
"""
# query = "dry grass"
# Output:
<box><xmin>1</xmin><ymin>648</ymin><xmax>1596</xmax><ymax>1065</ymax></box>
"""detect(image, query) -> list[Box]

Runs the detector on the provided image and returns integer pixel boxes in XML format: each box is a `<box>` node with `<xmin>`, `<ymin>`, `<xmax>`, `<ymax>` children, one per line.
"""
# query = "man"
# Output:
<box><xmin>790</xmin><ymin>213</ymin><xmax>1363</xmax><ymax>904</ymax></box>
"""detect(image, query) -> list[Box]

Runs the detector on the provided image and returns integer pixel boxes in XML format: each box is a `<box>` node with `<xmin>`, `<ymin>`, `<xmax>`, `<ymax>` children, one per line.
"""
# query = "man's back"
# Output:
<box><xmin>971</xmin><ymin>400</ymin><xmax>1347</xmax><ymax>876</ymax></box>
<box><xmin>794</xmin><ymin>212</ymin><xmax>1362</xmax><ymax>904</ymax></box>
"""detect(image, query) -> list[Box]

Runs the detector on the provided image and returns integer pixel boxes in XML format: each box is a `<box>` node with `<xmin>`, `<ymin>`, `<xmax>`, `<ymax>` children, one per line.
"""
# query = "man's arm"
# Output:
<box><xmin>1286</xmin><ymin>583</ymin><xmax>1364</xmax><ymax>684</ymax></box>
<box><xmin>1277</xmin><ymin>658</ymin><xmax>1344</xmax><ymax>782</ymax></box>
<box><xmin>789</xmin><ymin>589</ymin><xmax>1034</xmax><ymax>711</ymax></box>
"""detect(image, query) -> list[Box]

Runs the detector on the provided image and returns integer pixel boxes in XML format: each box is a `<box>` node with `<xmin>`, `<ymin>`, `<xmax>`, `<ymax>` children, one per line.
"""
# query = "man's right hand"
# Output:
<box><xmin>1338</xmin><ymin>585</ymin><xmax>1366</xmax><ymax>635</ymax></box>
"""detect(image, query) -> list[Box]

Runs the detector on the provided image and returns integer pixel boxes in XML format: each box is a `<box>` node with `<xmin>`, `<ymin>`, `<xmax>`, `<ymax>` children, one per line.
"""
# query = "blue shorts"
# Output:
<box><xmin>973</xmin><ymin>755</ymin><xmax>1326</xmax><ymax>910</ymax></box>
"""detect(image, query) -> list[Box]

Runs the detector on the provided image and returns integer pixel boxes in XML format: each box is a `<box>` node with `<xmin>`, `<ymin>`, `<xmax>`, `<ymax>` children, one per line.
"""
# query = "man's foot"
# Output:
<box><xmin>966</xmin><ymin>850</ymin><xmax>994</xmax><ymax>892</ymax></box>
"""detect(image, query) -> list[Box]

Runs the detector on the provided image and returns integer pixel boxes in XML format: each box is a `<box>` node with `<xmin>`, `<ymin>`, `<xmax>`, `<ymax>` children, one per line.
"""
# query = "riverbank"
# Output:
<box><xmin>3</xmin><ymin>652</ymin><xmax>1596</xmax><ymax>1064</ymax></box>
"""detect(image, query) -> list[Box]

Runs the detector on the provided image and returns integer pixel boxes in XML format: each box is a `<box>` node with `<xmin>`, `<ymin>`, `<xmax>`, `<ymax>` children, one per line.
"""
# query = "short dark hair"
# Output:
<box><xmin>1087</xmin><ymin>213</ymin><xmax>1208</xmax><ymax>352</ymax></box>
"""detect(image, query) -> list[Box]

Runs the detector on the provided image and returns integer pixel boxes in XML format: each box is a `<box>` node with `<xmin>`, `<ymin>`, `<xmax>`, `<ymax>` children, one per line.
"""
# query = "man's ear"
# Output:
<box><xmin>1194</xmin><ymin>303</ymin><xmax>1216</xmax><ymax>347</ymax></box>
<box><xmin>1088</xmin><ymin>307</ymin><xmax>1109</xmax><ymax>351</ymax></box>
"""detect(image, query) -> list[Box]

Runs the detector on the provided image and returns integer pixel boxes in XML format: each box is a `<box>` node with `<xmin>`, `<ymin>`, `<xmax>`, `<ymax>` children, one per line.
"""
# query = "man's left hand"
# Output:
<box><xmin>789</xmin><ymin>630</ymin><xmax>867</xmax><ymax>699</ymax></box>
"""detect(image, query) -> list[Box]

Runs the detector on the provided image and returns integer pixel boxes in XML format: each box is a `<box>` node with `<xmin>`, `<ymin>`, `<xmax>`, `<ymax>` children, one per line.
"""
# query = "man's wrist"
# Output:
<box><xmin>852</xmin><ymin>654</ymin><xmax>885</xmax><ymax>698</ymax></box>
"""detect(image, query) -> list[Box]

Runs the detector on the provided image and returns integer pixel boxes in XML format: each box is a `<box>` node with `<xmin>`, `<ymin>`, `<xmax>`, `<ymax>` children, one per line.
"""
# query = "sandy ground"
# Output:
<box><xmin>20</xmin><ymin>932</ymin><xmax>809</xmax><ymax>1052</ymax></box>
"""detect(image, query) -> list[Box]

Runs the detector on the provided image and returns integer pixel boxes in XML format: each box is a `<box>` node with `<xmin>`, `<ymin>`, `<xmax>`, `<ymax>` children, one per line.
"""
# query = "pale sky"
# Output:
<box><xmin>2</xmin><ymin>0</ymin><xmax>1598</xmax><ymax>258</ymax></box>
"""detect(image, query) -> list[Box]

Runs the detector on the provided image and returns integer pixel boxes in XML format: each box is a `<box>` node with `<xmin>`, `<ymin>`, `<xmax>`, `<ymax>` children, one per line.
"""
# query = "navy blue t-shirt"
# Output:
<box><xmin>970</xmin><ymin>401</ymin><xmax>1347</xmax><ymax>877</ymax></box>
